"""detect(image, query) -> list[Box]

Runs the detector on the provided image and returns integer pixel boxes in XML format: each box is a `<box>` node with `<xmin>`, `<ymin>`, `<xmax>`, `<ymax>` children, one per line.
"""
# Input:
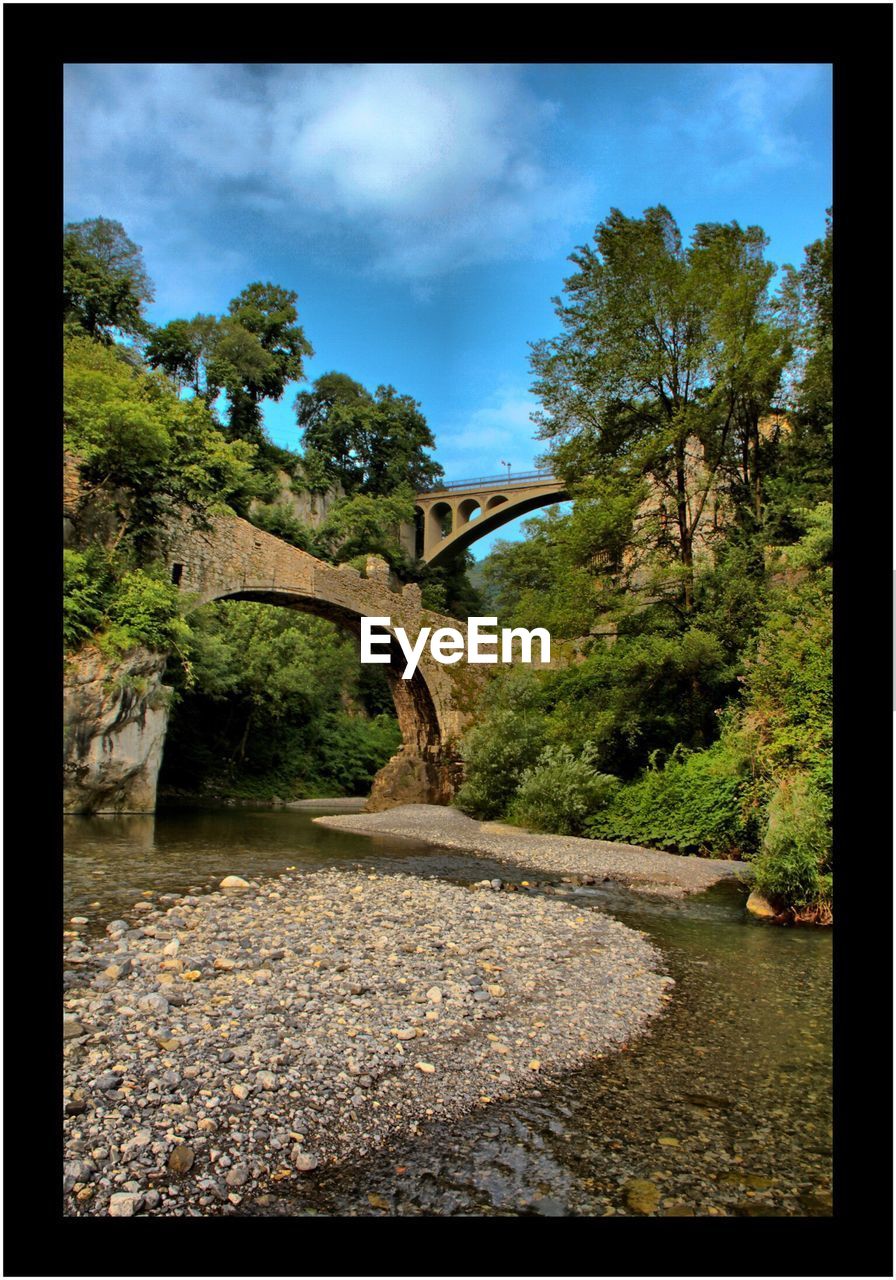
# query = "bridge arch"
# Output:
<box><xmin>165</xmin><ymin>514</ymin><xmax>485</xmax><ymax>808</ymax></box>
<box><xmin>411</xmin><ymin>473</ymin><xmax>569</xmax><ymax>565</ymax></box>
<box><xmin>198</xmin><ymin>588</ymin><xmax>442</xmax><ymax>759</ymax></box>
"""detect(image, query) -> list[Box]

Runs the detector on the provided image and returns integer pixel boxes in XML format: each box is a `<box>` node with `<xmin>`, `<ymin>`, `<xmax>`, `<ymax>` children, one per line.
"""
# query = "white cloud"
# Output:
<box><xmin>64</xmin><ymin>63</ymin><xmax>591</xmax><ymax>280</ymax></box>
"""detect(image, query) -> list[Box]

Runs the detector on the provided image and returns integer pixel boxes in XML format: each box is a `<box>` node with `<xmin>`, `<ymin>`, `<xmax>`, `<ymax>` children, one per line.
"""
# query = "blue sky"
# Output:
<box><xmin>64</xmin><ymin>62</ymin><xmax>831</xmax><ymax>556</ymax></box>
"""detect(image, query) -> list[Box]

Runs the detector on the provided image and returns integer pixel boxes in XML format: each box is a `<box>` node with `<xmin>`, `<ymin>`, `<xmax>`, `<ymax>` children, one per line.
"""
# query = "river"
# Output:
<box><xmin>64</xmin><ymin>806</ymin><xmax>832</xmax><ymax>1217</ymax></box>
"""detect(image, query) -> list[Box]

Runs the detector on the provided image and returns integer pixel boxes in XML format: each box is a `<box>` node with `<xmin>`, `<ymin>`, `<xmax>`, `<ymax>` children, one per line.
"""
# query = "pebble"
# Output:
<box><xmin>64</xmin><ymin>866</ymin><xmax>669</xmax><ymax>1218</ymax></box>
<box><xmin>314</xmin><ymin>805</ymin><xmax>744</xmax><ymax>897</ymax></box>
<box><xmin>168</xmin><ymin>1145</ymin><xmax>195</xmax><ymax>1174</ymax></box>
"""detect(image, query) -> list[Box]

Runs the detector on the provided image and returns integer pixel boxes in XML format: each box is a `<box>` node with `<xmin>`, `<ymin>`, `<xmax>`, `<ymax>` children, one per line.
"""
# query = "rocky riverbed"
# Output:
<box><xmin>63</xmin><ymin>866</ymin><xmax>671</xmax><ymax>1217</ymax></box>
<box><xmin>315</xmin><ymin>805</ymin><xmax>746</xmax><ymax>898</ymax></box>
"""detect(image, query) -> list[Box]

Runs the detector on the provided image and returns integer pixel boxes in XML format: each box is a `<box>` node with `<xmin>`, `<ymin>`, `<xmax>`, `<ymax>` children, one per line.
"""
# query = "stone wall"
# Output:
<box><xmin>63</xmin><ymin>646</ymin><xmax>172</xmax><ymax>814</ymax></box>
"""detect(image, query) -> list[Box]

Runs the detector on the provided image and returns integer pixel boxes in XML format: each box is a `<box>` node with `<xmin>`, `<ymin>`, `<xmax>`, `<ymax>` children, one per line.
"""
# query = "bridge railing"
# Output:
<box><xmin>420</xmin><ymin>470</ymin><xmax>557</xmax><ymax>494</ymax></box>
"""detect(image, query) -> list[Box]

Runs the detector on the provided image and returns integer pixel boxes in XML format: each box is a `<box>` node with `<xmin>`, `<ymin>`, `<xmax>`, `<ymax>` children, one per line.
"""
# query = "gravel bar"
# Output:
<box><xmin>63</xmin><ymin>867</ymin><xmax>670</xmax><ymax>1217</ymax></box>
<box><xmin>315</xmin><ymin>804</ymin><xmax>745</xmax><ymax>898</ymax></box>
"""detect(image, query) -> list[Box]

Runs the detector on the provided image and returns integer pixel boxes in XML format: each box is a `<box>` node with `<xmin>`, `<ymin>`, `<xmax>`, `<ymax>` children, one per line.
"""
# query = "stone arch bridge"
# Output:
<box><xmin>167</xmin><ymin>513</ymin><xmax>490</xmax><ymax>810</ymax></box>
<box><xmin>402</xmin><ymin>471</ymin><xmax>569</xmax><ymax>565</ymax></box>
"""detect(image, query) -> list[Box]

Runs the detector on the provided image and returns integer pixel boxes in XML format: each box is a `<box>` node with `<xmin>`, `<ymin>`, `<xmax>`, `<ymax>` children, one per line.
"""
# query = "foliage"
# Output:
<box><xmin>63</xmin><ymin>548</ymin><xmax>113</xmax><ymax>650</ymax></box>
<box><xmin>248</xmin><ymin>503</ymin><xmax>321</xmax><ymax>554</ymax></box>
<box><xmin>751</xmin><ymin>775</ymin><xmax>832</xmax><ymax>912</ymax></box>
<box><xmin>765</xmin><ymin>214</ymin><xmax>833</xmax><ymax>539</ymax></box>
<box><xmin>63</xmin><ymin>549</ymin><xmax>191</xmax><ymax>659</ymax></box>
<box><xmin>586</xmin><ymin>738</ymin><xmax>758</xmax><ymax>855</ymax></box>
<box><xmin>455</xmin><ymin>671</ymin><xmax>549</xmax><ymax>818</ymax></box>
<box><xmin>100</xmin><ymin>567</ymin><xmax>192</xmax><ymax>659</ymax></box>
<box><xmin>539</xmin><ymin>625</ymin><xmax>731</xmax><ymax>776</ymax></box>
<box><xmin>530</xmin><ymin>205</ymin><xmax>791</xmax><ymax>608</ymax></box>
<box><xmin>160</xmin><ymin>602</ymin><xmax>400</xmax><ymax>799</ymax></box>
<box><xmin>317</xmin><ymin>486</ymin><xmax>416</xmax><ymax>565</ymax></box>
<box><xmin>508</xmin><ymin>744</ymin><xmax>619</xmax><ymax>836</ymax></box>
<box><xmin>297</xmin><ymin>373</ymin><xmax>442</xmax><ymax>496</ymax></box>
<box><xmin>740</xmin><ymin>507</ymin><xmax>832</xmax><ymax>801</ymax></box>
<box><xmin>145</xmin><ymin>283</ymin><xmax>313</xmax><ymax>448</ymax></box>
<box><xmin>417</xmin><ymin>555</ymin><xmax>485</xmax><ymax>616</ymax></box>
<box><xmin>64</xmin><ymin>217</ymin><xmax>154</xmax><ymax>343</ymax></box>
<box><xmin>64</xmin><ymin>336</ymin><xmax>258</xmax><ymax>555</ymax></box>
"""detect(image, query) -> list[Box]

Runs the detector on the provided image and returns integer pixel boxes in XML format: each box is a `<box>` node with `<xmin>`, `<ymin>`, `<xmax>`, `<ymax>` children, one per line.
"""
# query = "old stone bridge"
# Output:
<box><xmin>167</xmin><ymin>513</ymin><xmax>490</xmax><ymax>810</ymax></box>
<box><xmin>64</xmin><ymin>464</ymin><xmax>570</xmax><ymax>814</ymax></box>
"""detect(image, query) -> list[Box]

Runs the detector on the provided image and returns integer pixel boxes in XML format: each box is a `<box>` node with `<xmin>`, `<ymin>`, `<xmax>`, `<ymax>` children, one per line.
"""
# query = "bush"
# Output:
<box><xmin>508</xmin><ymin>744</ymin><xmax>619</xmax><ymax>835</ymax></box>
<box><xmin>586</xmin><ymin>738</ymin><xmax>757</xmax><ymax>855</ymax></box>
<box><xmin>249</xmin><ymin>503</ymin><xmax>320</xmax><ymax>554</ymax></box>
<box><xmin>63</xmin><ymin>548</ymin><xmax>113</xmax><ymax>651</ymax></box>
<box><xmin>101</xmin><ymin>567</ymin><xmax>192</xmax><ymax>657</ymax></box>
<box><xmin>454</xmin><ymin>670</ymin><xmax>550</xmax><ymax>819</ymax></box>
<box><xmin>455</xmin><ymin>702</ymin><xmax>548</xmax><ymax>819</ymax></box>
<box><xmin>750</xmin><ymin>775</ymin><xmax>832</xmax><ymax>911</ymax></box>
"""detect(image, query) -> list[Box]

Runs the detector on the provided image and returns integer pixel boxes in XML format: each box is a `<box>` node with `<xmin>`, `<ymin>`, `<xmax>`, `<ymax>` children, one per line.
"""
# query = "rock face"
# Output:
<box><xmin>63</xmin><ymin>646</ymin><xmax>171</xmax><ymax>814</ymax></box>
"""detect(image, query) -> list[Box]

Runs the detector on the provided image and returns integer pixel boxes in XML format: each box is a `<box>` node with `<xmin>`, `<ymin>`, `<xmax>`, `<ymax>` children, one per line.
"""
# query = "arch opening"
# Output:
<box><xmin>159</xmin><ymin>591</ymin><xmax>443</xmax><ymax>807</ymax></box>
<box><xmin>457</xmin><ymin>498</ymin><xmax>481</xmax><ymax>527</ymax></box>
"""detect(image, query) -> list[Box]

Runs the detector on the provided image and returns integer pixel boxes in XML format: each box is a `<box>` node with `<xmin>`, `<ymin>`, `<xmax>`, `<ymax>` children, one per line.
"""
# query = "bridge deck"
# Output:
<box><xmin>418</xmin><ymin>470</ymin><xmax>556</xmax><ymax>497</ymax></box>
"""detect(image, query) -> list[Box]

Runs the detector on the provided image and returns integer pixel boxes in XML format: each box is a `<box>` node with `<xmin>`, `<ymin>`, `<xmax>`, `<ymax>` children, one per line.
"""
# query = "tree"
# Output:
<box><xmin>766</xmin><ymin>211</ymin><xmax>833</xmax><ymax>533</ymax></box>
<box><xmin>296</xmin><ymin>372</ymin><xmax>442</xmax><ymax>496</ymax></box>
<box><xmin>317</xmin><ymin>486</ymin><xmax>417</xmax><ymax>565</ymax></box>
<box><xmin>223</xmin><ymin>283</ymin><xmax>313</xmax><ymax>443</ymax></box>
<box><xmin>64</xmin><ymin>336</ymin><xmax>257</xmax><ymax>557</ymax></box>
<box><xmin>63</xmin><ymin>217</ymin><xmax>155</xmax><ymax>343</ymax></box>
<box><xmin>144</xmin><ymin>314</ymin><xmax>220</xmax><ymax>400</ymax></box>
<box><xmin>531</xmin><ymin>206</ymin><xmax>789</xmax><ymax>608</ymax></box>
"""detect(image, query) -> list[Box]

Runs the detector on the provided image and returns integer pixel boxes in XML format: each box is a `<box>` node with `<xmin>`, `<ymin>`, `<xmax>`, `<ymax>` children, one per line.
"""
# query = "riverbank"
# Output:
<box><xmin>64</xmin><ymin>865</ymin><xmax>670</xmax><ymax>1217</ymax></box>
<box><xmin>315</xmin><ymin>804</ymin><xmax>746</xmax><ymax>899</ymax></box>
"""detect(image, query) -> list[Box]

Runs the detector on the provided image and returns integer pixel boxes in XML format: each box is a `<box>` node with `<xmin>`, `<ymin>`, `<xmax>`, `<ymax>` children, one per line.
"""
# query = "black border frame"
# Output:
<box><xmin>4</xmin><ymin>4</ymin><xmax>892</xmax><ymax>1276</ymax></box>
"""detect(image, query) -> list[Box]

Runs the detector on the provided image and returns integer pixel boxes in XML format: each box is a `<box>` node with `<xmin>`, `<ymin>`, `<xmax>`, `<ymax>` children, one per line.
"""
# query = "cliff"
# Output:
<box><xmin>63</xmin><ymin>646</ymin><xmax>172</xmax><ymax>814</ymax></box>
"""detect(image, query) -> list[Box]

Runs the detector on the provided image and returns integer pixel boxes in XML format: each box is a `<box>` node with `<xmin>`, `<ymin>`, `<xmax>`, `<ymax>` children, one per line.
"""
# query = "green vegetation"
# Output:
<box><xmin>159</xmin><ymin>602</ymin><xmax>401</xmax><ymax>800</ymax></box>
<box><xmin>62</xmin><ymin>206</ymin><xmax>833</xmax><ymax>909</ymax></box>
<box><xmin>460</xmin><ymin>208</ymin><xmax>833</xmax><ymax>920</ymax></box>
<box><xmin>62</xmin><ymin>216</ymin><xmax>459</xmax><ymax>800</ymax></box>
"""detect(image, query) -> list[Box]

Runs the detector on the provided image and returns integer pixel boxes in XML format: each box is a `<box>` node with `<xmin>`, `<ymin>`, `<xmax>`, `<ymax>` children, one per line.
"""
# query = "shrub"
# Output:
<box><xmin>508</xmin><ymin>744</ymin><xmax>619</xmax><ymax>835</ymax></box>
<box><xmin>750</xmin><ymin>775</ymin><xmax>832</xmax><ymax>911</ymax></box>
<box><xmin>63</xmin><ymin>548</ymin><xmax>113</xmax><ymax>651</ymax></box>
<box><xmin>249</xmin><ymin>503</ymin><xmax>320</xmax><ymax>554</ymax></box>
<box><xmin>455</xmin><ymin>707</ymin><xmax>547</xmax><ymax>819</ymax></box>
<box><xmin>586</xmin><ymin>738</ymin><xmax>757</xmax><ymax>855</ymax></box>
<box><xmin>101</xmin><ymin>567</ymin><xmax>192</xmax><ymax>657</ymax></box>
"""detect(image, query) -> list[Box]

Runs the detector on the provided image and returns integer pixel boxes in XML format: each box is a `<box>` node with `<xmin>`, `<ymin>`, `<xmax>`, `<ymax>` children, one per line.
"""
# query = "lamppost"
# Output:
<box><xmin>499</xmin><ymin>459</ymin><xmax>512</xmax><ymax>482</ymax></box>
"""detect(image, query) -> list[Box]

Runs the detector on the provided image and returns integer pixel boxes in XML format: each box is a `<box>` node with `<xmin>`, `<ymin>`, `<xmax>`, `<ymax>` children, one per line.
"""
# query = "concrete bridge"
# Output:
<box><xmin>166</xmin><ymin>513</ymin><xmax>490</xmax><ymax>810</ymax></box>
<box><xmin>403</xmin><ymin>471</ymin><xmax>569</xmax><ymax>565</ymax></box>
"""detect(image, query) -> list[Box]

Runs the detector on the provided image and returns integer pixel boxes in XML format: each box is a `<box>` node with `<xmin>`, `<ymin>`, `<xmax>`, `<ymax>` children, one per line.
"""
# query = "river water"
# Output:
<box><xmin>64</xmin><ymin>807</ymin><xmax>832</xmax><ymax>1217</ymax></box>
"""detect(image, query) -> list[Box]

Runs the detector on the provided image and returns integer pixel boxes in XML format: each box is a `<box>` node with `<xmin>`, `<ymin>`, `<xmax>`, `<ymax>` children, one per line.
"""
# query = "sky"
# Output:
<box><xmin>64</xmin><ymin>62</ymin><xmax>832</xmax><ymax>557</ymax></box>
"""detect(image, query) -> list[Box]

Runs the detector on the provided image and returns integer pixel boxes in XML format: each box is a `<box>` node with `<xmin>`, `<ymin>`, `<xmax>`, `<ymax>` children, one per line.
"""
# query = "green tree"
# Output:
<box><xmin>144</xmin><ymin>314</ymin><xmax>221</xmax><ymax>400</ymax></box>
<box><xmin>63</xmin><ymin>217</ymin><xmax>154</xmax><ymax>343</ymax></box>
<box><xmin>766</xmin><ymin>212</ymin><xmax>833</xmax><ymax>538</ymax></box>
<box><xmin>317</xmin><ymin>486</ymin><xmax>416</xmax><ymax>565</ymax></box>
<box><xmin>160</xmin><ymin>602</ymin><xmax>400</xmax><ymax>798</ymax></box>
<box><xmin>223</xmin><ymin>283</ymin><xmax>313</xmax><ymax>443</ymax></box>
<box><xmin>64</xmin><ymin>336</ymin><xmax>257</xmax><ymax>556</ymax></box>
<box><xmin>531</xmin><ymin>206</ymin><xmax>789</xmax><ymax>608</ymax></box>
<box><xmin>297</xmin><ymin>373</ymin><xmax>442</xmax><ymax>496</ymax></box>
